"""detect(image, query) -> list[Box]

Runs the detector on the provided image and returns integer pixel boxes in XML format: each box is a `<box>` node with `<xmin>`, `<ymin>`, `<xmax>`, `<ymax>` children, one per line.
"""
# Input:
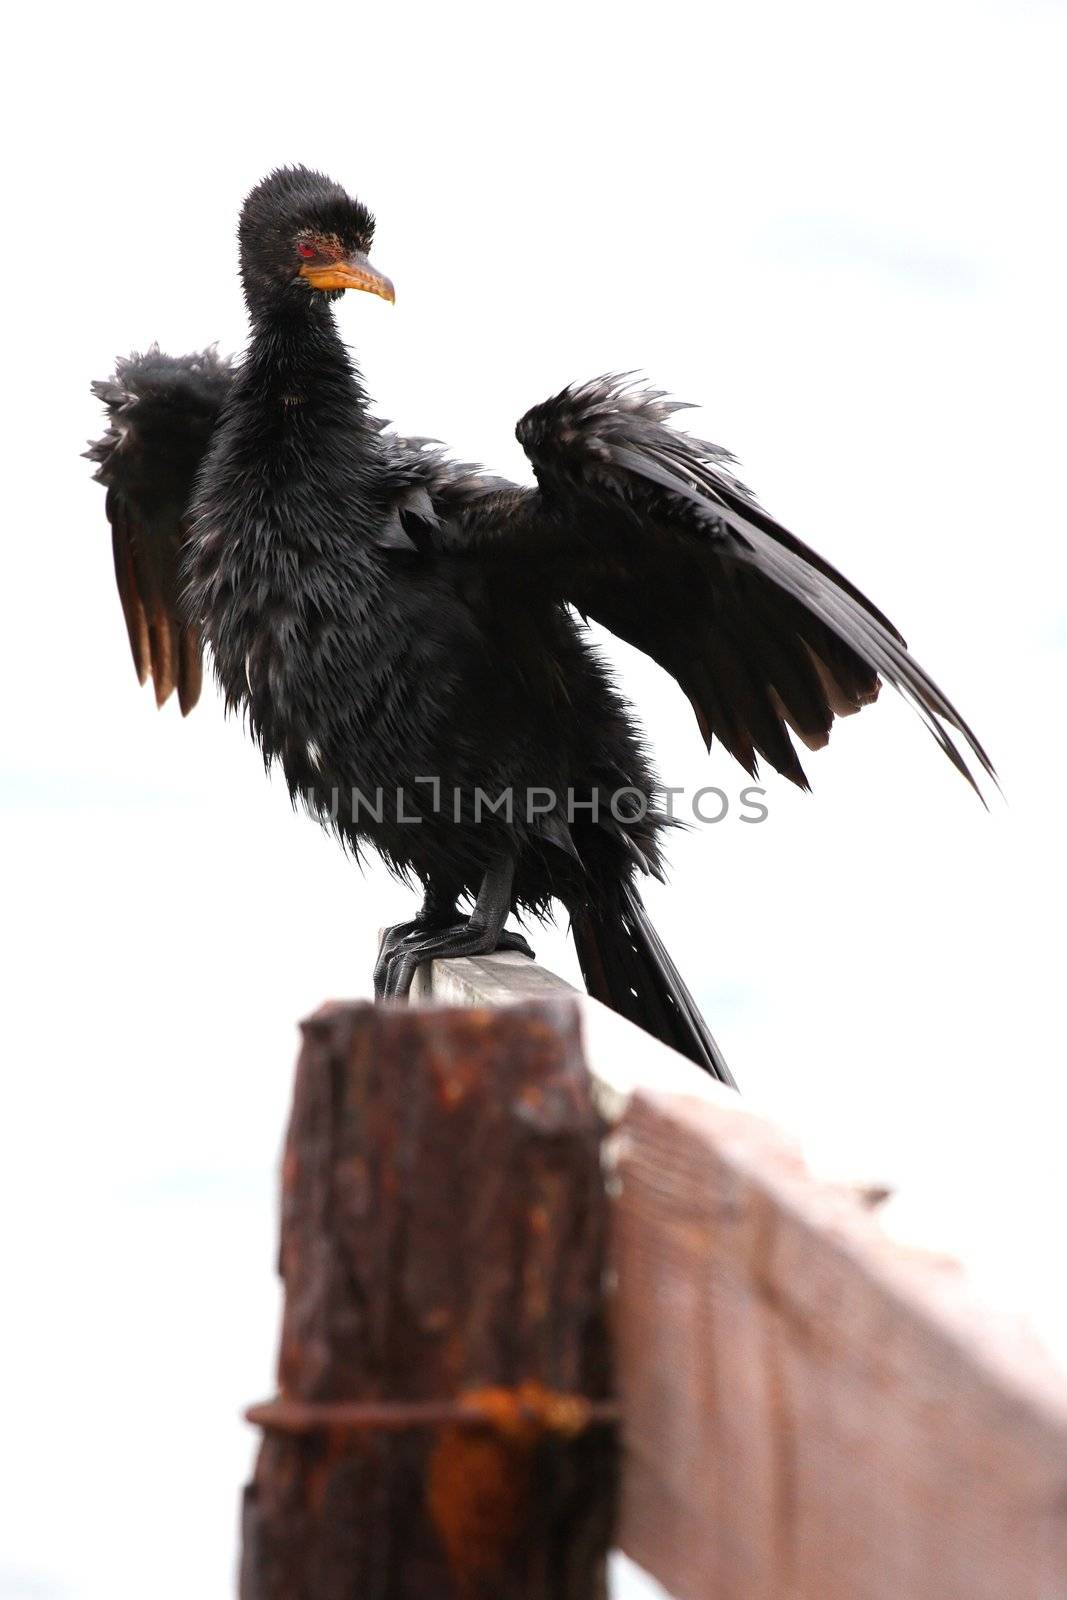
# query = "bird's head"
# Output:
<box><xmin>238</xmin><ymin>166</ymin><xmax>394</xmax><ymax>314</ymax></box>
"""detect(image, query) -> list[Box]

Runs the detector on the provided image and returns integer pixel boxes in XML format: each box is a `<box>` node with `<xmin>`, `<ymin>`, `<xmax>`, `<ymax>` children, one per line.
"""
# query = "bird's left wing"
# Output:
<box><xmin>86</xmin><ymin>346</ymin><xmax>234</xmax><ymax>713</ymax></box>
<box><xmin>417</xmin><ymin>376</ymin><xmax>994</xmax><ymax>796</ymax></box>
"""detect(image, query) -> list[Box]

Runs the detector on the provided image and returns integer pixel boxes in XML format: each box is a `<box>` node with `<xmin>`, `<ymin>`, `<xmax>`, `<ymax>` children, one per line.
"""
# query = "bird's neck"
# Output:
<box><xmin>243</xmin><ymin>298</ymin><xmax>372</xmax><ymax>423</ymax></box>
<box><xmin>200</xmin><ymin>297</ymin><xmax>387</xmax><ymax>574</ymax></box>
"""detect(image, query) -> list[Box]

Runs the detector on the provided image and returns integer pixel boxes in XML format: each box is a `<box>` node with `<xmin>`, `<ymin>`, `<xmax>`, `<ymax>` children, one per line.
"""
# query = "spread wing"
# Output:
<box><xmin>86</xmin><ymin>346</ymin><xmax>234</xmax><ymax>713</ymax></box>
<box><xmin>409</xmin><ymin>375</ymin><xmax>994</xmax><ymax>795</ymax></box>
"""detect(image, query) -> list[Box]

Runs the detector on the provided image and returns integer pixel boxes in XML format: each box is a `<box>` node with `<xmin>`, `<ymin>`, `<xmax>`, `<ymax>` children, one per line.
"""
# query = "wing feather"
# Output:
<box><xmin>87</xmin><ymin>346</ymin><xmax>232</xmax><ymax>713</ymax></box>
<box><xmin>508</xmin><ymin>376</ymin><xmax>994</xmax><ymax>795</ymax></box>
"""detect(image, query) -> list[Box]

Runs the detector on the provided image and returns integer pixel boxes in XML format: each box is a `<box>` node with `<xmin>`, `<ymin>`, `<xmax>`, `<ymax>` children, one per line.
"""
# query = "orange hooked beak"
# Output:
<box><xmin>299</xmin><ymin>252</ymin><xmax>395</xmax><ymax>302</ymax></box>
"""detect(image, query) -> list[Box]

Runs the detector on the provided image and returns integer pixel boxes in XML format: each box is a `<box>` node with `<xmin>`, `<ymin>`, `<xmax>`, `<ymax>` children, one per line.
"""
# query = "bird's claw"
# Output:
<box><xmin>493</xmin><ymin>929</ymin><xmax>537</xmax><ymax>962</ymax></box>
<box><xmin>375</xmin><ymin>922</ymin><xmax>535</xmax><ymax>1002</ymax></box>
<box><xmin>373</xmin><ymin>918</ymin><xmax>427</xmax><ymax>997</ymax></box>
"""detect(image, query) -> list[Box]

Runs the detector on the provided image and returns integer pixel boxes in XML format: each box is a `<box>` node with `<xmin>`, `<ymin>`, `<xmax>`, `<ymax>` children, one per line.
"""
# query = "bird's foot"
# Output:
<box><xmin>378</xmin><ymin>921</ymin><xmax>535</xmax><ymax>1001</ymax></box>
<box><xmin>374</xmin><ymin>918</ymin><xmax>433</xmax><ymax>997</ymax></box>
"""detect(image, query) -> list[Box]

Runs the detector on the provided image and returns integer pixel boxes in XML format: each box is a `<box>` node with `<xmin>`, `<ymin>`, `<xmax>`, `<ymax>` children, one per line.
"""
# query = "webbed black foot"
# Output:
<box><xmin>374</xmin><ymin>887</ymin><xmax>462</xmax><ymax>998</ymax></box>
<box><xmin>375</xmin><ymin>856</ymin><xmax>533</xmax><ymax>1000</ymax></box>
<box><xmin>380</xmin><ymin>921</ymin><xmax>535</xmax><ymax>999</ymax></box>
<box><xmin>374</xmin><ymin>918</ymin><xmax>427</xmax><ymax>998</ymax></box>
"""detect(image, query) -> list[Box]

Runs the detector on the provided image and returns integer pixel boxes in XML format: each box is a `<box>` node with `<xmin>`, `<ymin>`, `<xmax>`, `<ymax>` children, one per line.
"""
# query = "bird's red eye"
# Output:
<box><xmin>297</xmin><ymin>241</ymin><xmax>316</xmax><ymax>260</ymax></box>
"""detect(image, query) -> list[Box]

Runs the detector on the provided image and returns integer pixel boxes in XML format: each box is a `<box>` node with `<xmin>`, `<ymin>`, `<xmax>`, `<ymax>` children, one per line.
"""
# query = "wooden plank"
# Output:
<box><xmin>418</xmin><ymin>950</ymin><xmax>1067</xmax><ymax>1600</ymax></box>
<box><xmin>615</xmin><ymin>1092</ymin><xmax>1067</xmax><ymax>1600</ymax></box>
<box><xmin>241</xmin><ymin>999</ymin><xmax>617</xmax><ymax>1600</ymax></box>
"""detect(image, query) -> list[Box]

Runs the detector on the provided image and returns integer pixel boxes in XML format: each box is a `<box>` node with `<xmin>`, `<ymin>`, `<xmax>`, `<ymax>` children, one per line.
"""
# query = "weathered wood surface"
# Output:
<box><xmin>412</xmin><ymin>950</ymin><xmax>733</xmax><ymax>1116</ymax></box>
<box><xmin>241</xmin><ymin>999</ymin><xmax>616</xmax><ymax>1600</ymax></box>
<box><xmin>616</xmin><ymin>1093</ymin><xmax>1067</xmax><ymax>1600</ymax></box>
<box><xmin>421</xmin><ymin>950</ymin><xmax>1067</xmax><ymax>1600</ymax></box>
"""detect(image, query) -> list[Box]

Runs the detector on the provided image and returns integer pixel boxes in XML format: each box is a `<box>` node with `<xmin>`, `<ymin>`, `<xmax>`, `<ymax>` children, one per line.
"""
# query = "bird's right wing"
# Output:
<box><xmin>424</xmin><ymin>376</ymin><xmax>993</xmax><ymax>796</ymax></box>
<box><xmin>86</xmin><ymin>346</ymin><xmax>234</xmax><ymax>713</ymax></box>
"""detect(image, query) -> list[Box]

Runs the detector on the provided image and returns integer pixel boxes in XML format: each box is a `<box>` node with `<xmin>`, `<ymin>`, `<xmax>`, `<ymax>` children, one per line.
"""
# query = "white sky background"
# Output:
<box><xmin>1</xmin><ymin>2</ymin><xmax>1065</xmax><ymax>1596</ymax></box>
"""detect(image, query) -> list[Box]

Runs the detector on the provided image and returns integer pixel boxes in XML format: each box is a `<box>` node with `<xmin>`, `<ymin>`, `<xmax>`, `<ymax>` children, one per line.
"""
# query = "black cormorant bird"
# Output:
<box><xmin>87</xmin><ymin>166</ymin><xmax>994</xmax><ymax>1086</ymax></box>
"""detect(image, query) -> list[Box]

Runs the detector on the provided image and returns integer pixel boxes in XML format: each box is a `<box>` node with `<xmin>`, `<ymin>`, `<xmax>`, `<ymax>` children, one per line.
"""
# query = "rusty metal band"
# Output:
<box><xmin>246</xmin><ymin>1391</ymin><xmax>620</xmax><ymax>1436</ymax></box>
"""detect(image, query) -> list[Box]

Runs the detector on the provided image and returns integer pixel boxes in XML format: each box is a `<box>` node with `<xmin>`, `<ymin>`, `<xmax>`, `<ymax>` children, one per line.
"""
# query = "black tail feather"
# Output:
<box><xmin>571</xmin><ymin>883</ymin><xmax>736</xmax><ymax>1088</ymax></box>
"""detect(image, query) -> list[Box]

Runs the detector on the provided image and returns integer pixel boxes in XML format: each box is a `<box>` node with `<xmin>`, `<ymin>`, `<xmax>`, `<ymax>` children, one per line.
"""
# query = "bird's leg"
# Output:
<box><xmin>378</xmin><ymin>856</ymin><xmax>535</xmax><ymax>1001</ymax></box>
<box><xmin>374</xmin><ymin>883</ymin><xmax>460</xmax><ymax>998</ymax></box>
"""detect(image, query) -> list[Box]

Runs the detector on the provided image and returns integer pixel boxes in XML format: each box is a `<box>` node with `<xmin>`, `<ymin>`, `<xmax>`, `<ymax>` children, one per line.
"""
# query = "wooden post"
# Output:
<box><xmin>240</xmin><ymin>999</ymin><xmax>616</xmax><ymax>1600</ymax></box>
